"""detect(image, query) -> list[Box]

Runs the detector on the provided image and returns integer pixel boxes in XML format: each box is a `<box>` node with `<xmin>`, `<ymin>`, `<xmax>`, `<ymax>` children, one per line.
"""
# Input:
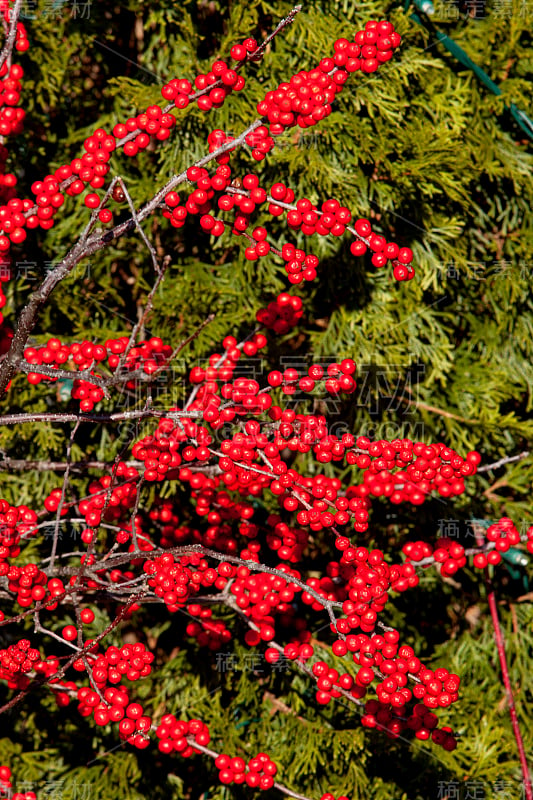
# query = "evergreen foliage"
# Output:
<box><xmin>0</xmin><ymin>0</ymin><xmax>531</xmax><ymax>799</ymax></box>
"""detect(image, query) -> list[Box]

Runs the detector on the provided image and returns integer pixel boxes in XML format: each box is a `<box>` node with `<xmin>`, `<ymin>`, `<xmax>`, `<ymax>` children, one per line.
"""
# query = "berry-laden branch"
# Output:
<box><xmin>0</xmin><ymin>12</ymin><xmax>411</xmax><ymax>396</ymax></box>
<box><xmin>0</xmin><ymin>4</ymin><xmax>530</xmax><ymax>800</ymax></box>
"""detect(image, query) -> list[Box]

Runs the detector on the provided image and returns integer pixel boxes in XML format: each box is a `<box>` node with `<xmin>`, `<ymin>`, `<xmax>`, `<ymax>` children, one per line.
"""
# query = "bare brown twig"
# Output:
<box><xmin>0</xmin><ymin>0</ymin><xmax>22</xmax><ymax>71</ymax></box>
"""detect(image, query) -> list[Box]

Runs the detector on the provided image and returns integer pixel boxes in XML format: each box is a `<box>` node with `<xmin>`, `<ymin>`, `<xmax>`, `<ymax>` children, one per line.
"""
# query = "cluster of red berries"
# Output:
<box><xmin>193</xmin><ymin>55</ymin><xmax>247</xmax><ymax>111</ymax></box>
<box><xmin>0</xmin><ymin>130</ymin><xmax>114</xmax><ymax>251</ymax></box>
<box><xmin>120</xmin><ymin>337</ymin><xmax>172</xmax><ymax>385</ymax></box>
<box><xmin>70</xmin><ymin>377</ymin><xmax>105</xmax><ymax>410</ymax></box>
<box><xmin>343</xmin><ymin>438</ymin><xmax>481</xmax><ymax>505</ymax></box>
<box><xmin>402</xmin><ymin>540</ymin><xmax>433</xmax><ymax>563</ymax></box>
<box><xmin>128</xmin><ymin>353</ymin><xmax>484</xmax><ymax>535</ymax></box>
<box><xmin>76</xmin><ymin>472</ymin><xmax>139</xmax><ymax>528</ymax></box>
<box><xmin>42</xmin><ymin>487</ymin><xmax>67</xmax><ymax>515</ymax></box>
<box><xmin>179</xmin><ymin>467</ymin><xmax>260</xmax><ymax>511</ymax></box>
<box><xmin>77</xmin><ymin>685</ymin><xmax>151</xmax><ymax>746</ymax></box>
<box><xmin>268</xmin><ymin>358</ymin><xmax>357</xmax><ymax>397</ymax></box>
<box><xmin>227</xmin><ymin>568</ymin><xmax>297</xmax><ymax>641</ymax></box>
<box><xmin>310</xmin><ymin>657</ymin><xmax>367</xmax><ymax>705</ymax></box>
<box><xmin>113</xmin><ymin>105</ymin><xmax>176</xmax><ymax>156</ymax></box>
<box><xmin>147</xmin><ymin>499</ymin><xmax>195</xmax><ymax>548</ymax></box>
<box><xmin>350</xmin><ymin>217</ymin><xmax>415</xmax><ymax>280</ymax></box>
<box><xmin>156</xmin><ymin>715</ymin><xmax>210</xmax><ymax>755</ymax></box>
<box><xmin>0</xmin><ymin>31</ymin><xmax>260</xmax><ymax>256</ymax></box>
<box><xmin>25</xmin><ymin>337</ymin><xmax>107</xmax><ymax>384</ymax></box>
<box><xmin>62</xmin><ymin>127</ymin><xmax>113</xmax><ymax>194</ymax></box>
<box><xmin>0</xmin><ymin>0</ymin><xmax>28</xmax><ymax>177</ymax></box>
<box><xmin>404</xmin><ymin>516</ymin><xmax>532</xmax><ymax>573</ymax></box>
<box><xmin>1</xmin><ymin>562</ymin><xmax>48</xmax><ymax>608</ymax></box>
<box><xmin>207</xmin><ymin>127</ymin><xmax>236</xmax><ymax>162</ymax></box>
<box><xmin>268</xmin><ymin>180</ymin><xmax>416</xmax><ymax>280</ymax></box>
<box><xmin>410</xmin><ymin>664</ymin><xmax>460</xmax><ymax>709</ymax></box>
<box><xmin>321</xmin><ymin>795</ymin><xmax>349</xmax><ymax>800</ymax></box>
<box><xmin>0</xmin><ymin>639</ymin><xmax>41</xmax><ymax>688</ymax></box>
<box><xmin>218</xmin><ymin>375</ymin><xmax>273</xmax><ymax>418</ymax></box>
<box><xmin>266</xmin><ymin>515</ymin><xmax>308</xmax><ymax>562</ymax></box>
<box><xmin>137</xmin><ymin>341</ymin><xmax>281</xmax><ymax>439</ymax></box>
<box><xmin>43</xmin><ymin>476</ymin><xmax>144</xmax><ymax>552</ymax></box>
<box><xmin>193</xmin><ymin>484</ymin><xmax>255</xmax><ymax>531</ymax></box>
<box><xmin>132</xmin><ymin>417</ymin><xmax>202</xmax><ymax>482</ymax></box>
<box><xmin>132</xmin><ymin>427</ymin><xmax>187</xmax><ymax>483</ymax></box>
<box><xmin>227</xmin><ymin>173</ymin><xmax>415</xmax><ymax>283</ymax></box>
<box><xmin>362</xmin><ymin>698</ymin><xmax>457</xmax><ymax>749</ymax></box>
<box><xmin>161</xmin><ymin>38</ymin><xmax>253</xmax><ymax>112</ymax></box>
<box><xmin>244</xmin><ymin>125</ymin><xmax>277</xmax><ymax>162</ymax></box>
<box><xmin>186</xmin><ymin>605</ymin><xmax>233</xmax><ymax>649</ymax></box>
<box><xmin>257</xmin><ymin>60</ymin><xmax>339</xmax><ymax>130</ymax></box>
<box><xmin>256</xmin><ymin>292</ymin><xmax>304</xmax><ymax>334</ymax></box>
<box><xmin>224</xmin><ymin>558</ymin><xmax>464</xmax><ymax>733</ymax></box>
<box><xmin>0</xmin><ymin>123</ymin><xmax>129</xmax><ymax>249</ymax></box>
<box><xmin>403</xmin><ymin>538</ymin><xmax>467</xmax><ymax>576</ymax></box>
<box><xmin>79</xmin><ymin>643</ymin><xmax>155</xmax><ymax>686</ymax></box>
<box><xmin>191</xmin><ymin>332</ymin><xmax>267</xmax><ymax>378</ymax></box>
<box><xmin>0</xmin><ymin>0</ymin><xmax>29</xmax><ymax>51</ymax></box>
<box><xmin>168</xmin><ymin>137</ymin><xmax>413</xmax><ymax>290</ymax></box>
<box><xmin>160</xmin><ymin>77</ymin><xmax>194</xmax><ymax>108</ymax></box>
<box><xmin>23</xmin><ymin>336</ymin><xmax>172</xmax><ymax>411</ymax></box>
<box><xmin>349</xmin><ymin>635</ymin><xmax>460</xmax><ymax>710</ymax></box>
<box><xmin>143</xmin><ymin>552</ymin><xmax>218</xmax><ymax>611</ymax></box>
<box><xmin>77</xmin><ymin>683</ymin><xmax>127</xmax><ymax>722</ymax></box>
<box><xmin>0</xmin><ymin>500</ymin><xmax>37</xmax><ymax>560</ymax></box>
<box><xmin>0</xmin><ymin>61</ymin><xmax>25</xmax><ymax>137</ymax></box>
<box><xmin>231</xmin><ymin>185</ymin><xmax>272</xmax><ymax>245</ymax></box>
<box><xmin>2</xmin><ymin>569</ymin><xmax>66</xmax><ymax>615</ymax></box>
<box><xmin>279</xmin><ymin>241</ymin><xmax>319</xmax><ymax>283</ymax></box>
<box><xmin>307</xmin><ymin>627</ymin><xmax>462</xmax><ymax>726</ymax></box>
<box><xmin>0</xmin><ymin>768</ymin><xmax>36</xmax><ymax>800</ymax></box>
<box><xmin>472</xmin><ymin>517</ymin><xmax>521</xmax><ymax>568</ymax></box>
<box><xmin>214</xmin><ymin>751</ymin><xmax>278</xmax><ymax>789</ymax></box>
<box><xmin>115</xmin><ymin>698</ymin><xmax>152</xmax><ymax>748</ymax></box>
<box><xmin>240</xmin><ymin>432</ymin><xmax>474</xmax><ymax>534</ymax></box>
<box><xmin>335</xmin><ymin>549</ymin><xmax>409</xmax><ymax>632</ymax></box>
<box><xmin>163</xmin><ymin>164</ymin><xmax>229</xmax><ymax>232</ymax></box>
<box><xmin>257</xmin><ymin>21</ymin><xmax>401</xmax><ymax>136</ymax></box>
<box><xmin>0</xmin><ymin>764</ymin><xmax>11</xmax><ymax>787</ymax></box>
<box><xmin>265</xmin><ymin>632</ymin><xmax>314</xmax><ymax>665</ymax></box>
<box><xmin>0</xmin><ymin>106</ymin><xmax>173</xmax><ymax>249</ymax></box>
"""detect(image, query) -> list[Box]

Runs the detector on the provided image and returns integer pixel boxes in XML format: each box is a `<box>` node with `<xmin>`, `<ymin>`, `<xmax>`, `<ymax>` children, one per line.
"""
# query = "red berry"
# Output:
<box><xmin>62</xmin><ymin>625</ymin><xmax>77</xmax><ymax>641</ymax></box>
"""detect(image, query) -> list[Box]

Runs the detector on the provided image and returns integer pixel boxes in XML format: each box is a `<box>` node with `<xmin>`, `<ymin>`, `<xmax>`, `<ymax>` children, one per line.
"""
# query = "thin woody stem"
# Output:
<box><xmin>0</xmin><ymin>458</ymin><xmax>143</xmax><ymax>472</ymax></box>
<box><xmin>252</xmin><ymin>4</ymin><xmax>302</xmax><ymax>59</ymax></box>
<box><xmin>0</xmin><ymin>0</ymin><xmax>22</xmax><ymax>70</ymax></box>
<box><xmin>49</xmin><ymin>419</ymin><xmax>81</xmax><ymax>572</ymax></box>
<box><xmin>114</xmin><ymin>255</ymin><xmax>171</xmax><ymax>378</ymax></box>
<box><xmin>162</xmin><ymin>312</ymin><xmax>215</xmax><ymax>371</ymax></box>
<box><xmin>477</xmin><ymin>451</ymin><xmax>530</xmax><ymax>473</ymax></box>
<box><xmin>486</xmin><ymin>586</ymin><xmax>532</xmax><ymax>800</ymax></box>
<box><xmin>0</xmin><ymin>408</ymin><xmax>201</xmax><ymax>425</ymax></box>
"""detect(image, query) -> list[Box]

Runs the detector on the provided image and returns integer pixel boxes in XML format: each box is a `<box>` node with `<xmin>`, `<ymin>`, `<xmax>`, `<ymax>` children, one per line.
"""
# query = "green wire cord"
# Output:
<box><xmin>405</xmin><ymin>0</ymin><xmax>533</xmax><ymax>141</ymax></box>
